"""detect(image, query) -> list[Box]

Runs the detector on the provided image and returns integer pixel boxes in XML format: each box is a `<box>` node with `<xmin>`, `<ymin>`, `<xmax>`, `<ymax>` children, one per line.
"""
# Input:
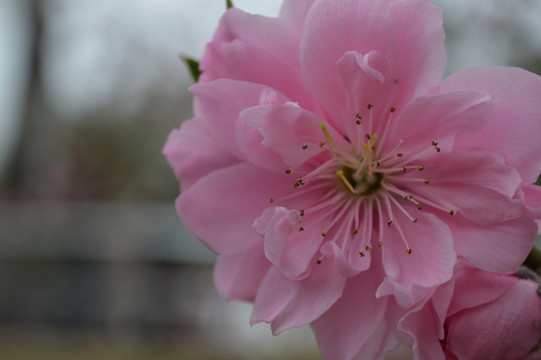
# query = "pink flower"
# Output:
<box><xmin>399</xmin><ymin>264</ymin><xmax>541</xmax><ymax>360</ymax></box>
<box><xmin>164</xmin><ymin>0</ymin><xmax>541</xmax><ymax>355</ymax></box>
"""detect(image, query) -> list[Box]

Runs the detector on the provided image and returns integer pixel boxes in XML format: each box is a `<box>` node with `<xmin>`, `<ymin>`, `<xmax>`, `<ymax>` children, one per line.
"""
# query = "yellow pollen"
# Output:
<box><xmin>359</xmin><ymin>251</ymin><xmax>365</xmax><ymax>257</ymax></box>
<box><xmin>424</xmin><ymin>178</ymin><xmax>430</xmax><ymax>184</ymax></box>
<box><xmin>387</xmin><ymin>220</ymin><xmax>393</xmax><ymax>227</ymax></box>
<box><xmin>299</xmin><ymin>227</ymin><xmax>304</xmax><ymax>231</ymax></box>
<box><xmin>320</xmin><ymin>141</ymin><xmax>326</xmax><ymax>147</ymax></box>
<box><xmin>367</xmin><ymin>103</ymin><xmax>373</xmax><ymax>109</ymax></box>
<box><xmin>315</xmin><ymin>258</ymin><xmax>322</xmax><ymax>264</ymax></box>
<box><xmin>378</xmin><ymin>241</ymin><xmax>382</xmax><ymax>247</ymax></box>
<box><xmin>449</xmin><ymin>209</ymin><xmax>455</xmax><ymax>216</ymax></box>
<box><xmin>321</xmin><ymin>231</ymin><xmax>326</xmax><ymax>237</ymax></box>
<box><xmin>300</xmin><ymin>210</ymin><xmax>304</xmax><ymax>216</ymax></box>
<box><xmin>365</xmin><ymin>245</ymin><xmax>371</xmax><ymax>251</ymax></box>
<box><xmin>390</xmin><ymin>107</ymin><xmax>396</xmax><ymax>113</ymax></box>
<box><xmin>418</xmin><ymin>165</ymin><xmax>424</xmax><ymax>170</ymax></box>
<box><xmin>353</xmin><ymin>228</ymin><xmax>358</xmax><ymax>234</ymax></box>
<box><xmin>406</xmin><ymin>249</ymin><xmax>412</xmax><ymax>254</ymax></box>
<box><xmin>402</xmin><ymin>166</ymin><xmax>407</xmax><ymax>173</ymax></box>
<box><xmin>417</xmin><ymin>204</ymin><xmax>423</xmax><ymax>210</ymax></box>
<box><xmin>318</xmin><ymin>122</ymin><xmax>352</xmax><ymax>164</ymax></box>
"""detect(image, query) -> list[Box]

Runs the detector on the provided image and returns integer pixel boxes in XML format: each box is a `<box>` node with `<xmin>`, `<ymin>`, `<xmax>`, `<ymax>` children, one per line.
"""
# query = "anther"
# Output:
<box><xmin>321</xmin><ymin>231</ymin><xmax>326</xmax><ymax>237</ymax></box>
<box><xmin>356</xmin><ymin>120</ymin><xmax>361</xmax><ymax>125</ymax></box>
<box><xmin>376</xmin><ymin>162</ymin><xmax>381</xmax><ymax>168</ymax></box>
<box><xmin>302</xmin><ymin>144</ymin><xmax>308</xmax><ymax>150</ymax></box>
<box><xmin>367</xmin><ymin>103</ymin><xmax>373</xmax><ymax>109</ymax></box>
<box><xmin>402</xmin><ymin>166</ymin><xmax>407</xmax><ymax>173</ymax></box>
<box><xmin>432</xmin><ymin>141</ymin><xmax>438</xmax><ymax>146</ymax></box>
<box><xmin>403</xmin><ymin>196</ymin><xmax>408</xmax><ymax>201</ymax></box>
<box><xmin>300</xmin><ymin>210</ymin><xmax>304</xmax><ymax>216</ymax></box>
<box><xmin>418</xmin><ymin>165</ymin><xmax>424</xmax><ymax>171</ymax></box>
<box><xmin>387</xmin><ymin>220</ymin><xmax>393</xmax><ymax>228</ymax></box>
<box><xmin>413</xmin><ymin>219</ymin><xmax>418</xmax><ymax>223</ymax></box>
<box><xmin>353</xmin><ymin>228</ymin><xmax>358</xmax><ymax>234</ymax></box>
<box><xmin>378</xmin><ymin>241</ymin><xmax>382</xmax><ymax>247</ymax></box>
<box><xmin>397</xmin><ymin>153</ymin><xmax>403</xmax><ymax>157</ymax></box>
<box><xmin>320</xmin><ymin>141</ymin><xmax>326</xmax><ymax>148</ymax></box>
<box><xmin>417</xmin><ymin>204</ymin><xmax>423</xmax><ymax>210</ymax></box>
<box><xmin>355</xmin><ymin>113</ymin><xmax>362</xmax><ymax>120</ymax></box>
<box><xmin>406</xmin><ymin>249</ymin><xmax>412</xmax><ymax>254</ymax></box>
<box><xmin>299</xmin><ymin>227</ymin><xmax>304</xmax><ymax>231</ymax></box>
<box><xmin>285</xmin><ymin>169</ymin><xmax>292</xmax><ymax>174</ymax></box>
<box><xmin>424</xmin><ymin>178</ymin><xmax>430</xmax><ymax>184</ymax></box>
<box><xmin>449</xmin><ymin>209</ymin><xmax>455</xmax><ymax>216</ymax></box>
<box><xmin>269</xmin><ymin>198</ymin><xmax>274</xmax><ymax>203</ymax></box>
<box><xmin>365</xmin><ymin>245</ymin><xmax>371</xmax><ymax>251</ymax></box>
<box><xmin>365</xmin><ymin>134</ymin><xmax>371</xmax><ymax>140</ymax></box>
<box><xmin>315</xmin><ymin>259</ymin><xmax>322</xmax><ymax>264</ymax></box>
<box><xmin>390</xmin><ymin>107</ymin><xmax>396</xmax><ymax>113</ymax></box>
<box><xmin>435</xmin><ymin>146</ymin><xmax>441</xmax><ymax>152</ymax></box>
<box><xmin>294</xmin><ymin>183</ymin><xmax>299</xmax><ymax>189</ymax></box>
<box><xmin>359</xmin><ymin>251</ymin><xmax>365</xmax><ymax>257</ymax></box>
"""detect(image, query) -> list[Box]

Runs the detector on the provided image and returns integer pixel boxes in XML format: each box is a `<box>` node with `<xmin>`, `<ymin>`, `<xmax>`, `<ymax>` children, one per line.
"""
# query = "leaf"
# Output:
<box><xmin>183</xmin><ymin>57</ymin><xmax>201</xmax><ymax>82</ymax></box>
<box><xmin>226</xmin><ymin>0</ymin><xmax>234</xmax><ymax>9</ymax></box>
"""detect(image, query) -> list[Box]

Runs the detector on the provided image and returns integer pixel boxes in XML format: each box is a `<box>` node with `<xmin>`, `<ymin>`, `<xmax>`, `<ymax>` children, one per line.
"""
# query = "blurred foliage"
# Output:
<box><xmin>183</xmin><ymin>57</ymin><xmax>201</xmax><ymax>83</ymax></box>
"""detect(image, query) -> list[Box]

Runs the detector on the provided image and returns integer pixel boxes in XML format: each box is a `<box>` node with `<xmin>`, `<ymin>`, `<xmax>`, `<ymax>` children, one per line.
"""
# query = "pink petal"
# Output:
<box><xmin>387</xmin><ymin>90</ymin><xmax>492</xmax><ymax>156</ymax></box>
<box><xmin>254</xmin><ymin>206</ymin><xmax>323</xmax><ymax>279</ymax></box>
<box><xmin>386</xmin><ymin>0</ymin><xmax>446</xmax><ymax>108</ymax></box>
<box><xmin>446</xmin><ymin>277</ymin><xmax>541</xmax><ymax>360</ymax></box>
<box><xmin>177</xmin><ymin>163</ymin><xmax>291</xmax><ymax>255</ymax></box>
<box><xmin>162</xmin><ymin>119</ymin><xmax>239</xmax><ymax>192</ymax></box>
<box><xmin>250</xmin><ymin>254</ymin><xmax>346</xmax><ymax>334</ymax></box>
<box><xmin>447</xmin><ymin>213</ymin><xmax>537</xmax><ymax>273</ymax></box>
<box><xmin>212</xmin><ymin>8</ymin><xmax>301</xmax><ymax>69</ymax></box>
<box><xmin>200</xmin><ymin>41</ymin><xmax>318</xmax><ymax>112</ymax></box>
<box><xmin>214</xmin><ymin>242</ymin><xmax>270</xmax><ymax>302</ymax></box>
<box><xmin>412</xmin><ymin>148</ymin><xmax>521</xmax><ymax>199</ymax></box>
<box><xmin>239</xmin><ymin>103</ymin><xmax>325</xmax><ymax>167</ymax></box>
<box><xmin>300</xmin><ymin>0</ymin><xmax>400</xmax><ymax>120</ymax></box>
<box><xmin>446</xmin><ymin>266</ymin><xmax>516</xmax><ymax>317</ymax></box>
<box><xmin>440</xmin><ymin>66</ymin><xmax>541</xmax><ymax>184</ymax></box>
<box><xmin>279</xmin><ymin>0</ymin><xmax>315</xmax><ymax>29</ymax></box>
<box><xmin>336</xmin><ymin>50</ymin><xmax>396</xmax><ymax>136</ymax></box>
<box><xmin>311</xmin><ymin>259</ymin><xmax>393</xmax><ymax>360</ymax></box>
<box><xmin>521</xmin><ymin>184</ymin><xmax>541</xmax><ymax>232</ymax></box>
<box><xmin>191</xmin><ymin>79</ymin><xmax>290</xmax><ymax>159</ymax></box>
<box><xmin>378</xmin><ymin>211</ymin><xmax>456</xmax><ymax>308</ymax></box>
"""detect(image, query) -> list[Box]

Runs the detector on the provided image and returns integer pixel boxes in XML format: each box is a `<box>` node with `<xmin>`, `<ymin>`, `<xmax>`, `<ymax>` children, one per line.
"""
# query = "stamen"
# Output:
<box><xmin>337</xmin><ymin>170</ymin><xmax>357</xmax><ymax>194</ymax></box>
<box><xmin>315</xmin><ymin>258</ymin><xmax>322</xmax><ymax>264</ymax></box>
<box><xmin>320</xmin><ymin>141</ymin><xmax>326</xmax><ymax>148</ymax></box>
<box><xmin>285</xmin><ymin>169</ymin><xmax>292</xmax><ymax>174</ymax></box>
<box><xmin>302</xmin><ymin>144</ymin><xmax>308</xmax><ymax>150</ymax></box>
<box><xmin>299</xmin><ymin>227</ymin><xmax>304</xmax><ymax>231</ymax></box>
<box><xmin>321</xmin><ymin>231</ymin><xmax>327</xmax><ymax>237</ymax></box>
<box><xmin>269</xmin><ymin>198</ymin><xmax>274</xmax><ymax>203</ymax></box>
<box><xmin>319</xmin><ymin>122</ymin><xmax>358</xmax><ymax>167</ymax></box>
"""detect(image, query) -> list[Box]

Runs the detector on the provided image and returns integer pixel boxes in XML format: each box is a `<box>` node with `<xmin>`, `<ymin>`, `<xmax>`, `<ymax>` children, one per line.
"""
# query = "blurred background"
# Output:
<box><xmin>0</xmin><ymin>0</ymin><xmax>540</xmax><ymax>359</ymax></box>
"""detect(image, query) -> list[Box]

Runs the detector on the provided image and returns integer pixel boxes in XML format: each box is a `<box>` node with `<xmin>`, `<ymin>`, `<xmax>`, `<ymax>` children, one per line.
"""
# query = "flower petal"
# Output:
<box><xmin>300</xmin><ymin>0</ymin><xmax>400</xmax><ymax>120</ymax></box>
<box><xmin>386</xmin><ymin>0</ymin><xmax>446</xmax><ymax>108</ymax></box>
<box><xmin>440</xmin><ymin>66</ymin><xmax>541</xmax><ymax>184</ymax></box>
<box><xmin>386</xmin><ymin>90</ymin><xmax>492</xmax><ymax>156</ymax></box>
<box><xmin>200</xmin><ymin>38</ymin><xmax>317</xmax><ymax>112</ymax></box>
<box><xmin>239</xmin><ymin>103</ymin><xmax>325</xmax><ymax>167</ymax></box>
<box><xmin>250</xmin><ymin>254</ymin><xmax>346</xmax><ymax>334</ymax></box>
<box><xmin>378</xmin><ymin>211</ymin><xmax>455</xmax><ymax>308</ymax></box>
<box><xmin>162</xmin><ymin>118</ymin><xmax>239</xmax><ymax>192</ymax></box>
<box><xmin>191</xmin><ymin>79</ymin><xmax>289</xmax><ymax>158</ymax></box>
<box><xmin>212</xmin><ymin>8</ymin><xmax>301</xmax><ymax>69</ymax></box>
<box><xmin>279</xmin><ymin>0</ymin><xmax>315</xmax><ymax>29</ymax></box>
<box><xmin>447</xmin><ymin>213</ymin><xmax>537</xmax><ymax>273</ymax></box>
<box><xmin>311</xmin><ymin>268</ymin><xmax>390</xmax><ymax>360</ymax></box>
<box><xmin>214</xmin><ymin>242</ymin><xmax>271</xmax><ymax>302</ymax></box>
<box><xmin>446</xmin><ymin>277</ymin><xmax>541</xmax><ymax>360</ymax></box>
<box><xmin>177</xmin><ymin>163</ymin><xmax>291</xmax><ymax>255</ymax></box>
